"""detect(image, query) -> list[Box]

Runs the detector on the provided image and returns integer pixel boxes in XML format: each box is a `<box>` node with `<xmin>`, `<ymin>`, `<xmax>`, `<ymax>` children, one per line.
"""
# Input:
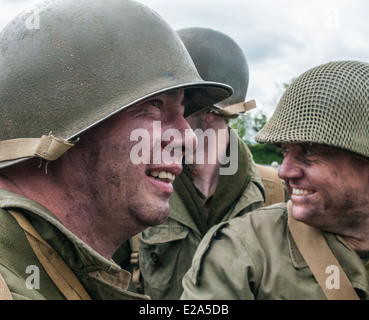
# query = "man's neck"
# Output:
<box><xmin>0</xmin><ymin>162</ymin><xmax>133</xmax><ymax>260</ymax></box>
<box><xmin>187</xmin><ymin>162</ymin><xmax>220</xmax><ymax>199</ymax></box>
<box><xmin>341</xmin><ymin>233</ymin><xmax>369</xmax><ymax>252</ymax></box>
<box><xmin>187</xmin><ymin>128</ymin><xmax>229</xmax><ymax>198</ymax></box>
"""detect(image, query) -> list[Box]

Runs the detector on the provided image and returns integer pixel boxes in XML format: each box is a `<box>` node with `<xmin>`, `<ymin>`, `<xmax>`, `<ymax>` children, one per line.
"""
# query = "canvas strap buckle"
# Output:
<box><xmin>0</xmin><ymin>134</ymin><xmax>76</xmax><ymax>162</ymax></box>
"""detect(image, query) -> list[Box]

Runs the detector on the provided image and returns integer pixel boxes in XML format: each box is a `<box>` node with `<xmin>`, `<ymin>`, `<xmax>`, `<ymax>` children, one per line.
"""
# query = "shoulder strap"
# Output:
<box><xmin>287</xmin><ymin>201</ymin><xmax>360</xmax><ymax>300</ymax></box>
<box><xmin>255</xmin><ymin>164</ymin><xmax>285</xmax><ymax>206</ymax></box>
<box><xmin>0</xmin><ymin>272</ymin><xmax>13</xmax><ymax>300</ymax></box>
<box><xmin>8</xmin><ymin>210</ymin><xmax>91</xmax><ymax>300</ymax></box>
<box><xmin>130</xmin><ymin>234</ymin><xmax>144</xmax><ymax>293</ymax></box>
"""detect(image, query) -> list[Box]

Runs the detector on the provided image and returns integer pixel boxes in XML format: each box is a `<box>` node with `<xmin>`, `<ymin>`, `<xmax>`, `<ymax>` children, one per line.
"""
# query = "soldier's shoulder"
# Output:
<box><xmin>215</xmin><ymin>202</ymin><xmax>287</xmax><ymax>240</ymax></box>
<box><xmin>201</xmin><ymin>202</ymin><xmax>287</xmax><ymax>244</ymax></box>
<box><xmin>235</xmin><ymin>201</ymin><xmax>287</xmax><ymax>222</ymax></box>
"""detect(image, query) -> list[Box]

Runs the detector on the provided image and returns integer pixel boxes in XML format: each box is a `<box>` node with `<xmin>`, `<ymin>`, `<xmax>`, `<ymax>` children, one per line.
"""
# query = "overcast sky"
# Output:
<box><xmin>1</xmin><ymin>0</ymin><xmax>369</xmax><ymax>118</ymax></box>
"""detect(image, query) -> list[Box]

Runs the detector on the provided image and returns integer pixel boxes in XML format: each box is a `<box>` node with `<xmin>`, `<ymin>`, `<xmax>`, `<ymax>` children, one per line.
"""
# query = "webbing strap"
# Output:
<box><xmin>130</xmin><ymin>234</ymin><xmax>144</xmax><ymax>293</ymax></box>
<box><xmin>8</xmin><ymin>210</ymin><xmax>91</xmax><ymax>300</ymax></box>
<box><xmin>210</xmin><ymin>99</ymin><xmax>256</xmax><ymax>116</ymax></box>
<box><xmin>0</xmin><ymin>135</ymin><xmax>75</xmax><ymax>162</ymax></box>
<box><xmin>287</xmin><ymin>201</ymin><xmax>360</xmax><ymax>300</ymax></box>
<box><xmin>0</xmin><ymin>272</ymin><xmax>13</xmax><ymax>300</ymax></box>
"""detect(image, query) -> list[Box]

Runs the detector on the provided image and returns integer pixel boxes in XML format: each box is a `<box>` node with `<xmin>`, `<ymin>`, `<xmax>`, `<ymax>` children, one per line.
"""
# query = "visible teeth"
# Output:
<box><xmin>150</xmin><ymin>170</ymin><xmax>159</xmax><ymax>177</ymax></box>
<box><xmin>158</xmin><ymin>171</ymin><xmax>168</xmax><ymax>179</ymax></box>
<box><xmin>149</xmin><ymin>170</ymin><xmax>175</xmax><ymax>183</ymax></box>
<box><xmin>292</xmin><ymin>188</ymin><xmax>314</xmax><ymax>196</ymax></box>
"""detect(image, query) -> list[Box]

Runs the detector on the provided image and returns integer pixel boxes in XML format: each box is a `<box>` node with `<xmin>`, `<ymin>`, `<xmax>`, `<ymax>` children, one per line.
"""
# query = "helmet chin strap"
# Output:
<box><xmin>0</xmin><ymin>133</ymin><xmax>77</xmax><ymax>163</ymax></box>
<box><xmin>209</xmin><ymin>99</ymin><xmax>257</xmax><ymax>118</ymax></box>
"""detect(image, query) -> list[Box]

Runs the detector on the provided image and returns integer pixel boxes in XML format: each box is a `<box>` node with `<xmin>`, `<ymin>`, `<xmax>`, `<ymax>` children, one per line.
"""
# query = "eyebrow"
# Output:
<box><xmin>303</xmin><ymin>144</ymin><xmax>340</xmax><ymax>158</ymax></box>
<box><xmin>165</xmin><ymin>89</ymin><xmax>185</xmax><ymax>100</ymax></box>
<box><xmin>165</xmin><ymin>89</ymin><xmax>187</xmax><ymax>108</ymax></box>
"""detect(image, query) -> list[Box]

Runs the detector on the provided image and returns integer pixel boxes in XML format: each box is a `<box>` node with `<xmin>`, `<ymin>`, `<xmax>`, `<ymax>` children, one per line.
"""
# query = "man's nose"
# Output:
<box><xmin>160</xmin><ymin>114</ymin><xmax>198</xmax><ymax>161</ymax></box>
<box><xmin>278</xmin><ymin>155</ymin><xmax>303</xmax><ymax>180</ymax></box>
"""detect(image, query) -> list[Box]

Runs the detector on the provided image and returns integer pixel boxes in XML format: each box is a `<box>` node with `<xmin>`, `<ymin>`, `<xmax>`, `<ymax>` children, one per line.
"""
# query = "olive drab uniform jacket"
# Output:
<box><xmin>181</xmin><ymin>203</ymin><xmax>369</xmax><ymax>300</ymax></box>
<box><xmin>138</xmin><ymin>136</ymin><xmax>270</xmax><ymax>300</ymax></box>
<box><xmin>0</xmin><ymin>189</ymin><xmax>150</xmax><ymax>300</ymax></box>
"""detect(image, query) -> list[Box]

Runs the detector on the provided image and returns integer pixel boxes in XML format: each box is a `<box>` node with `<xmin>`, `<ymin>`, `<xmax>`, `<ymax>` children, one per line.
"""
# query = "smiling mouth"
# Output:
<box><xmin>292</xmin><ymin>188</ymin><xmax>315</xmax><ymax>196</ymax></box>
<box><xmin>146</xmin><ymin>170</ymin><xmax>176</xmax><ymax>184</ymax></box>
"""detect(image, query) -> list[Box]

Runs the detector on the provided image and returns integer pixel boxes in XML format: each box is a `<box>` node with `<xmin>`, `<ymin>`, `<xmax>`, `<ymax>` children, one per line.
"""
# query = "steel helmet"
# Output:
<box><xmin>177</xmin><ymin>27</ymin><xmax>253</xmax><ymax>118</ymax></box>
<box><xmin>0</xmin><ymin>0</ymin><xmax>232</xmax><ymax>169</ymax></box>
<box><xmin>255</xmin><ymin>61</ymin><xmax>369</xmax><ymax>159</ymax></box>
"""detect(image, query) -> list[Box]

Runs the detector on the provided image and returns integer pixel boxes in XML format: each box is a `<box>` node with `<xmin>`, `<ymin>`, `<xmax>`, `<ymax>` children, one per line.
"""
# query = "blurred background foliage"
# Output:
<box><xmin>229</xmin><ymin>111</ymin><xmax>283</xmax><ymax>165</ymax></box>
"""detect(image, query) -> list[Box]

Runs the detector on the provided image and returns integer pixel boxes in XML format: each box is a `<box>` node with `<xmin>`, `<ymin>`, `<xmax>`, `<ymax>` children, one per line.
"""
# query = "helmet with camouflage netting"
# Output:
<box><xmin>255</xmin><ymin>60</ymin><xmax>369</xmax><ymax>159</ymax></box>
<box><xmin>0</xmin><ymin>0</ymin><xmax>232</xmax><ymax>169</ymax></box>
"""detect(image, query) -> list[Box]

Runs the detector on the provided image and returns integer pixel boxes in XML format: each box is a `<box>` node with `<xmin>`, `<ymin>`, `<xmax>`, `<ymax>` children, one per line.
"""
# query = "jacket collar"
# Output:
<box><xmin>169</xmin><ymin>160</ymin><xmax>264</xmax><ymax>235</ymax></box>
<box><xmin>0</xmin><ymin>189</ymin><xmax>149</xmax><ymax>300</ymax></box>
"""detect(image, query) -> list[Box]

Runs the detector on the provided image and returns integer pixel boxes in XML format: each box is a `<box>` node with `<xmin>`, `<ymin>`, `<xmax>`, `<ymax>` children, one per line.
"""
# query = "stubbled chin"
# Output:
<box><xmin>291</xmin><ymin>203</ymin><xmax>321</xmax><ymax>227</ymax></box>
<box><xmin>291</xmin><ymin>208</ymin><xmax>305</xmax><ymax>222</ymax></box>
<box><xmin>144</xmin><ymin>201</ymin><xmax>171</xmax><ymax>226</ymax></box>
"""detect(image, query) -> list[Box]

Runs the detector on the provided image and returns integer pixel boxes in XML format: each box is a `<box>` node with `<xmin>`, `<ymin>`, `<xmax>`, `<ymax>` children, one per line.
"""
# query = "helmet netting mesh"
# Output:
<box><xmin>255</xmin><ymin>61</ymin><xmax>369</xmax><ymax>158</ymax></box>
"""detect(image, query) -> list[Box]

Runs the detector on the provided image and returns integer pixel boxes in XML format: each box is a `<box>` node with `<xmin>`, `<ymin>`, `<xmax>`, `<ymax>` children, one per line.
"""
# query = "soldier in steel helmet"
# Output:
<box><xmin>131</xmin><ymin>28</ymin><xmax>285</xmax><ymax>300</ymax></box>
<box><xmin>0</xmin><ymin>0</ymin><xmax>232</xmax><ymax>300</ymax></box>
<box><xmin>181</xmin><ymin>60</ymin><xmax>369</xmax><ymax>300</ymax></box>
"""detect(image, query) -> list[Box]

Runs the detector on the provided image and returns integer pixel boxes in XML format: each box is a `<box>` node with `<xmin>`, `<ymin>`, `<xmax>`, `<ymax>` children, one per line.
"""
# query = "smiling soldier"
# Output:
<box><xmin>135</xmin><ymin>27</ymin><xmax>285</xmax><ymax>300</ymax></box>
<box><xmin>181</xmin><ymin>60</ymin><xmax>369</xmax><ymax>300</ymax></box>
<box><xmin>0</xmin><ymin>0</ymin><xmax>231</xmax><ymax>300</ymax></box>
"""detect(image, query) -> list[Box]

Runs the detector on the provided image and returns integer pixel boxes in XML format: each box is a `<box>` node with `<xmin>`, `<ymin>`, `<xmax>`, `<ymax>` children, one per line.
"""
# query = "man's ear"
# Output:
<box><xmin>204</xmin><ymin>112</ymin><xmax>217</xmax><ymax>125</ymax></box>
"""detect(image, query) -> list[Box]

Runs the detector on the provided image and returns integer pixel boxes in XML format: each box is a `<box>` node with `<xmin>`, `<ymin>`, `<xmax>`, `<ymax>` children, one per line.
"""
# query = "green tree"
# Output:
<box><xmin>230</xmin><ymin>111</ymin><xmax>282</xmax><ymax>165</ymax></box>
<box><xmin>229</xmin><ymin>112</ymin><xmax>252</xmax><ymax>144</ymax></box>
<box><xmin>229</xmin><ymin>110</ymin><xmax>267</xmax><ymax>145</ymax></box>
<box><xmin>252</xmin><ymin>111</ymin><xmax>267</xmax><ymax>134</ymax></box>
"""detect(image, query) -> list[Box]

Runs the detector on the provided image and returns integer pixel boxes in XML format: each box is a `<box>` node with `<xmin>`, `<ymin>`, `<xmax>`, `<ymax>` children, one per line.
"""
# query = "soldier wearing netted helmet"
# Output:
<box><xmin>0</xmin><ymin>0</ymin><xmax>232</xmax><ymax>300</ymax></box>
<box><xmin>181</xmin><ymin>60</ymin><xmax>369</xmax><ymax>300</ymax></box>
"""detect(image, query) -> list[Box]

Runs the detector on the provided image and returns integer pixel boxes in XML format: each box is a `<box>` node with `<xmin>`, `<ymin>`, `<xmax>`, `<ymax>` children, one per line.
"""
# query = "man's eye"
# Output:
<box><xmin>148</xmin><ymin>100</ymin><xmax>160</xmax><ymax>108</ymax></box>
<box><xmin>281</xmin><ymin>147</ymin><xmax>289</xmax><ymax>157</ymax></box>
<box><xmin>301</xmin><ymin>144</ymin><xmax>313</xmax><ymax>156</ymax></box>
